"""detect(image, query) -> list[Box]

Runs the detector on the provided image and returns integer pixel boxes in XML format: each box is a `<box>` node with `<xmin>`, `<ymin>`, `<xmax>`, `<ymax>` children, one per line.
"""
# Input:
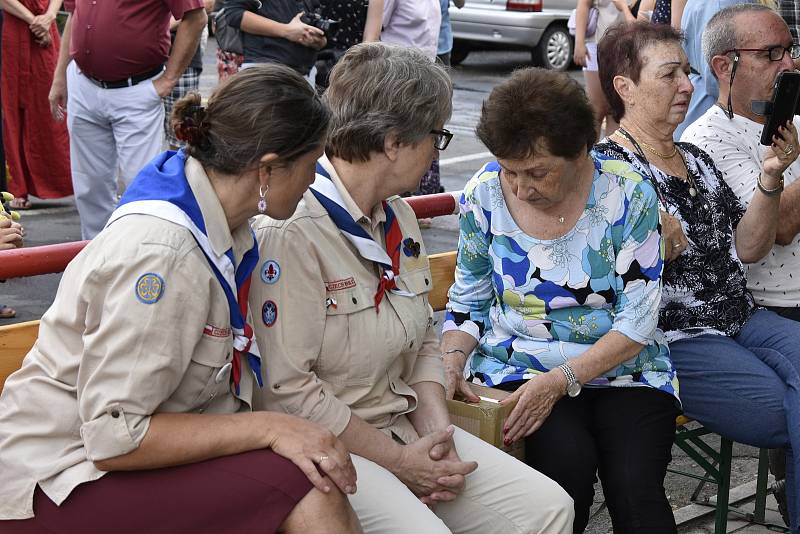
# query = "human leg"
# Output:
<box><xmin>670</xmin><ymin>331</ymin><xmax>796</xmax><ymax>531</ymax></box>
<box><xmin>435</xmin><ymin>427</ymin><xmax>573</xmax><ymax>534</ymax></box>
<box><xmin>347</xmin><ymin>453</ymin><xmax>451</xmax><ymax>534</ymax></box>
<box><xmin>280</xmin><ymin>486</ymin><xmax>362</xmax><ymax>534</ymax></box>
<box><xmin>109</xmin><ymin>76</ymin><xmax>165</xmax><ymax>189</ymax></box>
<box><xmin>524</xmin><ymin>394</ymin><xmax>597</xmax><ymax>533</ymax></box>
<box><xmin>591</xmin><ymin>388</ymin><xmax>679</xmax><ymax>534</ymax></box>
<box><xmin>3</xmin><ymin>449</ymin><xmax>322</xmax><ymax>533</ymax></box>
<box><xmin>163</xmin><ymin>67</ymin><xmax>200</xmax><ymax>149</ymax></box>
<box><xmin>735</xmin><ymin>309</ymin><xmax>800</xmax><ymax>533</ymax></box>
<box><xmin>66</xmin><ymin>62</ymin><xmax>118</xmax><ymax>240</ymax></box>
<box><xmin>582</xmin><ymin>68</ymin><xmax>615</xmax><ymax>137</ymax></box>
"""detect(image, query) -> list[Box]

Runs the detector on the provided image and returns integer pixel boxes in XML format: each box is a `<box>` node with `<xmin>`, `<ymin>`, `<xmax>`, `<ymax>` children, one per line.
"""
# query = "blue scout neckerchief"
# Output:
<box><xmin>309</xmin><ymin>161</ymin><xmax>412</xmax><ymax>311</ymax></box>
<box><xmin>105</xmin><ymin>150</ymin><xmax>263</xmax><ymax>394</ymax></box>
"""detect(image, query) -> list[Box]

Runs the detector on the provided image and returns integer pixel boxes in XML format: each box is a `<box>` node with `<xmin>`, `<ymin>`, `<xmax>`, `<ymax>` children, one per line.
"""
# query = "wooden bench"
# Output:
<box><xmin>0</xmin><ymin>226</ymin><xmax>771</xmax><ymax>532</ymax></box>
<box><xmin>427</xmin><ymin>250</ymin><xmax>771</xmax><ymax>534</ymax></box>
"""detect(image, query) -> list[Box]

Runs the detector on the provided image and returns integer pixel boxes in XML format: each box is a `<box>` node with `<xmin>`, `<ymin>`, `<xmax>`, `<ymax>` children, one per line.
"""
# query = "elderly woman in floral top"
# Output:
<box><xmin>442</xmin><ymin>67</ymin><xmax>679</xmax><ymax>534</ymax></box>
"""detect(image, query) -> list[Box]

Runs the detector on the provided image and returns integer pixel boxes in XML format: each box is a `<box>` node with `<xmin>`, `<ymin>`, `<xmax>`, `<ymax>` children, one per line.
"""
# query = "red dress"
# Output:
<box><xmin>1</xmin><ymin>1</ymin><xmax>72</xmax><ymax>200</ymax></box>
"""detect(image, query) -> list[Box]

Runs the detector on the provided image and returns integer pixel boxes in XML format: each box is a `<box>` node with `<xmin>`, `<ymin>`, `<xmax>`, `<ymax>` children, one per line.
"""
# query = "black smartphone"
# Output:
<box><xmin>760</xmin><ymin>71</ymin><xmax>800</xmax><ymax>146</ymax></box>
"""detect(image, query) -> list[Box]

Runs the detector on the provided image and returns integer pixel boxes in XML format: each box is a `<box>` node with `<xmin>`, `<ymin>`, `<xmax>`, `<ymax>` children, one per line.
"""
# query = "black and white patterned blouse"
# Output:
<box><xmin>593</xmin><ymin>139</ymin><xmax>756</xmax><ymax>341</ymax></box>
<box><xmin>321</xmin><ymin>0</ymin><xmax>369</xmax><ymax>50</ymax></box>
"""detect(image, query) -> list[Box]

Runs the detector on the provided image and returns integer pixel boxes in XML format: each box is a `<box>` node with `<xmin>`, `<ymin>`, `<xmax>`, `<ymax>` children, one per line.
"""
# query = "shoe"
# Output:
<box><xmin>769</xmin><ymin>449</ymin><xmax>790</xmax><ymax>527</ymax></box>
<box><xmin>8</xmin><ymin>197</ymin><xmax>31</xmax><ymax>210</ymax></box>
<box><xmin>0</xmin><ymin>305</ymin><xmax>16</xmax><ymax>319</ymax></box>
<box><xmin>772</xmin><ymin>479</ymin><xmax>790</xmax><ymax>527</ymax></box>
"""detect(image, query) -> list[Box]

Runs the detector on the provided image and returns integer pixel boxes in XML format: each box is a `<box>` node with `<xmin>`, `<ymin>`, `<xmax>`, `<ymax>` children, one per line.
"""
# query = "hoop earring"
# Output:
<box><xmin>258</xmin><ymin>184</ymin><xmax>269</xmax><ymax>214</ymax></box>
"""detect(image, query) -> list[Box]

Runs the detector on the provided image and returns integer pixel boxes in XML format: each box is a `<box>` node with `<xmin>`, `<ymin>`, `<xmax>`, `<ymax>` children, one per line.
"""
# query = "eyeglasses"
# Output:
<box><xmin>722</xmin><ymin>44</ymin><xmax>800</xmax><ymax>62</ymax></box>
<box><xmin>431</xmin><ymin>128</ymin><xmax>453</xmax><ymax>150</ymax></box>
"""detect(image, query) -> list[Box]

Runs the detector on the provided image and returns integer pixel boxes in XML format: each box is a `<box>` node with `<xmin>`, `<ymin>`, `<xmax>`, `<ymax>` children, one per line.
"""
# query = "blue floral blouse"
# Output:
<box><xmin>444</xmin><ymin>158</ymin><xmax>679</xmax><ymax>400</ymax></box>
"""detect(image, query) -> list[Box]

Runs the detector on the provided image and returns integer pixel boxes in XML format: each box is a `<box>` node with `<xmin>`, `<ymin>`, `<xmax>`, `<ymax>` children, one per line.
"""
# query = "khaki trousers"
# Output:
<box><xmin>348</xmin><ymin>427</ymin><xmax>574</xmax><ymax>534</ymax></box>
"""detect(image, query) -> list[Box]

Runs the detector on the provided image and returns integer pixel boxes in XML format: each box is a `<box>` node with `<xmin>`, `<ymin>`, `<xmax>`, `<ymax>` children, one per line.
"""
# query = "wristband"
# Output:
<box><xmin>757</xmin><ymin>173</ymin><xmax>784</xmax><ymax>196</ymax></box>
<box><xmin>442</xmin><ymin>348</ymin><xmax>468</xmax><ymax>359</ymax></box>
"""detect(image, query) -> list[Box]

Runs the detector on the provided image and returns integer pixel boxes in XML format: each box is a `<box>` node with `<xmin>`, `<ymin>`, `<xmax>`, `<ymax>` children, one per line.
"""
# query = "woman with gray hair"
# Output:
<box><xmin>248</xmin><ymin>42</ymin><xmax>574</xmax><ymax>534</ymax></box>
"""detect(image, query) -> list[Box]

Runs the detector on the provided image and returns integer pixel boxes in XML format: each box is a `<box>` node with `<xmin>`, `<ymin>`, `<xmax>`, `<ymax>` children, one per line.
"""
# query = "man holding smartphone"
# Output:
<box><xmin>681</xmin><ymin>4</ymin><xmax>800</xmax><ymax>527</ymax></box>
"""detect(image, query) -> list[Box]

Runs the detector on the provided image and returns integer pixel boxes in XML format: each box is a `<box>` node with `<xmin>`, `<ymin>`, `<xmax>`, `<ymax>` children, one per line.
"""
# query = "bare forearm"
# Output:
<box><xmin>737</xmin><ymin>185</ymin><xmax>781</xmax><ymax>263</ymax></box>
<box><xmin>94</xmin><ymin>411</ymin><xmax>273</xmax><ymax>471</ymax></box>
<box><xmin>163</xmin><ymin>8</ymin><xmax>207</xmax><ymax>84</ymax></box>
<box><xmin>1</xmin><ymin>0</ymin><xmax>35</xmax><ymax>24</ymax></box>
<box><xmin>241</xmin><ymin>11</ymin><xmax>288</xmax><ymax>38</ymax></box>
<box><xmin>671</xmin><ymin>0</ymin><xmax>686</xmax><ymax>30</ymax></box>
<box><xmin>574</xmin><ymin>0</ymin><xmax>591</xmax><ymax>45</ymax></box>
<box><xmin>407</xmin><ymin>381</ymin><xmax>451</xmax><ymax>437</ymax></box>
<box><xmin>776</xmin><ymin>182</ymin><xmax>800</xmax><ymax>245</ymax></box>
<box><xmin>53</xmin><ymin>13</ymin><xmax>72</xmax><ymax>77</ymax></box>
<box><xmin>362</xmin><ymin>0</ymin><xmax>383</xmax><ymax>41</ymax></box>
<box><xmin>440</xmin><ymin>330</ymin><xmax>478</xmax><ymax>358</ymax></box>
<box><xmin>45</xmin><ymin>0</ymin><xmax>62</xmax><ymax>16</ymax></box>
<box><xmin>337</xmin><ymin>413</ymin><xmax>403</xmax><ymax>472</ymax></box>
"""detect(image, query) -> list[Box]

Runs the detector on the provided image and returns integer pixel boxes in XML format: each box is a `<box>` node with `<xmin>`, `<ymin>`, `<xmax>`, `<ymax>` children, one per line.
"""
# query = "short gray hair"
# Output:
<box><xmin>702</xmin><ymin>4</ymin><xmax>774</xmax><ymax>79</ymax></box>
<box><xmin>324</xmin><ymin>42</ymin><xmax>453</xmax><ymax>162</ymax></box>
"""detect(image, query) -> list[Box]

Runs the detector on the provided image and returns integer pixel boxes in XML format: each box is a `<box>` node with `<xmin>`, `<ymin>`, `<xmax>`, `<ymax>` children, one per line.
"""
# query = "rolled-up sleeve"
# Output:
<box><xmin>166</xmin><ymin>0</ymin><xmax>205</xmax><ymax>20</ymax></box>
<box><xmin>222</xmin><ymin>0</ymin><xmax>260</xmax><ymax>28</ymax></box>
<box><xmin>443</xmin><ymin>181</ymin><xmax>494</xmax><ymax>341</ymax></box>
<box><xmin>78</xmin><ymin>244</ymin><xmax>211</xmax><ymax>461</ymax></box>
<box><xmin>250</xmin><ymin>222</ymin><xmax>353</xmax><ymax>436</ymax></box>
<box><xmin>610</xmin><ymin>178</ymin><xmax>664</xmax><ymax>345</ymax></box>
<box><xmin>407</xmin><ymin>323</ymin><xmax>446</xmax><ymax>387</ymax></box>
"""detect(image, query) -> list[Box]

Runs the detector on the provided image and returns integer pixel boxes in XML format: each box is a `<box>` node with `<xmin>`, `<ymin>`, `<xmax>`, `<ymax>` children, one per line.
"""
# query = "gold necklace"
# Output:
<box><xmin>613</xmin><ymin>130</ymin><xmax>677</xmax><ymax>159</ymax></box>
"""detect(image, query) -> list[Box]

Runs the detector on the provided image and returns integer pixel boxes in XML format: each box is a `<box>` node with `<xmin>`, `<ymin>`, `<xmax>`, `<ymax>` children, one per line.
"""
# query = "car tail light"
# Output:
<box><xmin>506</xmin><ymin>0</ymin><xmax>542</xmax><ymax>11</ymax></box>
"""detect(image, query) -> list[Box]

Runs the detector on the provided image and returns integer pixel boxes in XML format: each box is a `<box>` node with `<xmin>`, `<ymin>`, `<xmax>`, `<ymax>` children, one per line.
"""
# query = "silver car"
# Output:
<box><xmin>449</xmin><ymin>0</ymin><xmax>577</xmax><ymax>71</ymax></box>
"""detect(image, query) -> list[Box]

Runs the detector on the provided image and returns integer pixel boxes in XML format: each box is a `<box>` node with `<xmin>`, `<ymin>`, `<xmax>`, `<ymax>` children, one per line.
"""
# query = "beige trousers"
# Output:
<box><xmin>348</xmin><ymin>427</ymin><xmax>574</xmax><ymax>534</ymax></box>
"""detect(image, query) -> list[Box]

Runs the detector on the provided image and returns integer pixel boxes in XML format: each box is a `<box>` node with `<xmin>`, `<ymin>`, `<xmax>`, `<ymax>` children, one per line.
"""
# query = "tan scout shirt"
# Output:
<box><xmin>0</xmin><ymin>158</ymin><xmax>257</xmax><ymax>520</ymax></box>
<box><xmin>250</xmin><ymin>156</ymin><xmax>445</xmax><ymax>444</ymax></box>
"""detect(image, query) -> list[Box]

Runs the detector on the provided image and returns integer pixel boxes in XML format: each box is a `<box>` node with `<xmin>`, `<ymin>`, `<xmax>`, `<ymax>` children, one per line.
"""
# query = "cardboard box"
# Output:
<box><xmin>446</xmin><ymin>383</ymin><xmax>525</xmax><ymax>460</ymax></box>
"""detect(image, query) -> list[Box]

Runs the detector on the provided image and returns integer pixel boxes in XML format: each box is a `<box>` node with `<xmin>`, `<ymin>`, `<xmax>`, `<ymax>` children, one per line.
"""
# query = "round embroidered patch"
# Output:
<box><xmin>262</xmin><ymin>300</ymin><xmax>278</xmax><ymax>327</ymax></box>
<box><xmin>136</xmin><ymin>273</ymin><xmax>165</xmax><ymax>304</ymax></box>
<box><xmin>260</xmin><ymin>260</ymin><xmax>281</xmax><ymax>284</ymax></box>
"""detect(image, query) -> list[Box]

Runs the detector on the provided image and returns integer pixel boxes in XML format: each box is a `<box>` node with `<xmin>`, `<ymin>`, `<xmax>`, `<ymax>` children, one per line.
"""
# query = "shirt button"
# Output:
<box><xmin>424</xmin><ymin>278</ymin><xmax>429</xmax><ymax>286</ymax></box>
<box><xmin>409</xmin><ymin>341</ymin><xmax>414</xmax><ymax>349</ymax></box>
<box><xmin>110</xmin><ymin>409</ymin><xmax>120</xmax><ymax>418</ymax></box>
<box><xmin>87</xmin><ymin>24</ymin><xmax>91</xmax><ymax>29</ymax></box>
<box><xmin>274</xmin><ymin>383</ymin><xmax>281</xmax><ymax>390</ymax></box>
<box><xmin>352</xmin><ymin>297</ymin><xmax>357</xmax><ymax>304</ymax></box>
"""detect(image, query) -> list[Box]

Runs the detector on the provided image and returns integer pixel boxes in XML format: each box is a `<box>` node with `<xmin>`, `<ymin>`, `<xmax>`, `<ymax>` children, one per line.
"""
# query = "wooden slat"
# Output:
<box><xmin>0</xmin><ymin>320</ymin><xmax>39</xmax><ymax>392</ymax></box>
<box><xmin>428</xmin><ymin>251</ymin><xmax>457</xmax><ymax>312</ymax></box>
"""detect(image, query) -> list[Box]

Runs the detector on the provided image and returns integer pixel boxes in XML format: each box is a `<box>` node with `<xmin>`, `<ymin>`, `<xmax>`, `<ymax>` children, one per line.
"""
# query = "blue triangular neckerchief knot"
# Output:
<box><xmin>105</xmin><ymin>149</ymin><xmax>264</xmax><ymax>395</ymax></box>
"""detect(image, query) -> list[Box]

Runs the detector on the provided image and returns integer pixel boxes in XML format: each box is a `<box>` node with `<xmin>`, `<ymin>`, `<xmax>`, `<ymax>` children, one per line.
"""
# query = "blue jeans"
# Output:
<box><xmin>669</xmin><ymin>309</ymin><xmax>800</xmax><ymax>533</ymax></box>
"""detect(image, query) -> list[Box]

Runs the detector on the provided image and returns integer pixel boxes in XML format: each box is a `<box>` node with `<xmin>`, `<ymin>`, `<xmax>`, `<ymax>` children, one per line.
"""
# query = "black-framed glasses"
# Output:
<box><xmin>722</xmin><ymin>44</ymin><xmax>800</xmax><ymax>62</ymax></box>
<box><xmin>431</xmin><ymin>128</ymin><xmax>453</xmax><ymax>150</ymax></box>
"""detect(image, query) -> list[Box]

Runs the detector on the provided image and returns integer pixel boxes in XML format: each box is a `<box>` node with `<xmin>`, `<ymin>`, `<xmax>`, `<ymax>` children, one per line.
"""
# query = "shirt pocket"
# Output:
<box><xmin>318</xmin><ymin>284</ymin><xmax>383</xmax><ymax>386</ymax></box>
<box><xmin>184</xmin><ymin>333</ymin><xmax>234</xmax><ymax>412</ymax></box>
<box><xmin>396</xmin><ymin>267</ymin><xmax>435</xmax><ymax>341</ymax></box>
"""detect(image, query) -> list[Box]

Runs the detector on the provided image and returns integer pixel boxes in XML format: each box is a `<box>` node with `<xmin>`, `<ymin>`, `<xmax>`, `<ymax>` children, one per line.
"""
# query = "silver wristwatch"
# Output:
<box><xmin>557</xmin><ymin>363</ymin><xmax>582</xmax><ymax>398</ymax></box>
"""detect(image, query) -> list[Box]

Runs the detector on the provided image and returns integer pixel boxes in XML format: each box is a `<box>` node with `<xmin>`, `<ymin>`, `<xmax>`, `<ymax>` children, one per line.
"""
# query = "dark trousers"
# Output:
<box><xmin>524</xmin><ymin>387</ymin><xmax>679</xmax><ymax>534</ymax></box>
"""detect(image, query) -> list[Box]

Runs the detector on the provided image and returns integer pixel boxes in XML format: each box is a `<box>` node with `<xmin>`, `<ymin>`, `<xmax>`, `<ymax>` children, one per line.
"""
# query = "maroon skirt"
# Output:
<box><xmin>3</xmin><ymin>449</ymin><xmax>313</xmax><ymax>533</ymax></box>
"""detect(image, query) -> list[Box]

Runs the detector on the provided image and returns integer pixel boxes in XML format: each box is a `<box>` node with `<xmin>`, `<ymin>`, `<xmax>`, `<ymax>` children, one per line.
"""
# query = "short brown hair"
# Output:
<box><xmin>171</xmin><ymin>64</ymin><xmax>330</xmax><ymax>174</ymax></box>
<box><xmin>476</xmin><ymin>68</ymin><xmax>596</xmax><ymax>160</ymax></box>
<box><xmin>598</xmin><ymin>21</ymin><xmax>684</xmax><ymax>122</ymax></box>
<box><xmin>324</xmin><ymin>42</ymin><xmax>452</xmax><ymax>162</ymax></box>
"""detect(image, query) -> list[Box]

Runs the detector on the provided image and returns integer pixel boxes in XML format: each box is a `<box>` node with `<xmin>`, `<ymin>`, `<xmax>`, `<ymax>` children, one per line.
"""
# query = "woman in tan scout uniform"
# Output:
<box><xmin>0</xmin><ymin>66</ymin><xmax>361</xmax><ymax>533</ymax></box>
<box><xmin>249</xmin><ymin>43</ymin><xmax>574</xmax><ymax>534</ymax></box>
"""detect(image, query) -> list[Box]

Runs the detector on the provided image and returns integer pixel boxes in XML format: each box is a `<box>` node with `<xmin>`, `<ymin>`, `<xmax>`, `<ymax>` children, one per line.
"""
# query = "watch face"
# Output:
<box><xmin>567</xmin><ymin>381</ymin><xmax>582</xmax><ymax>398</ymax></box>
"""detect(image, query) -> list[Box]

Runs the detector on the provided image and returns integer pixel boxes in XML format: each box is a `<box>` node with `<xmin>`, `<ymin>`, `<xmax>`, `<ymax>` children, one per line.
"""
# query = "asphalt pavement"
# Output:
<box><xmin>3</xmin><ymin>39</ymin><xmax>785</xmax><ymax>534</ymax></box>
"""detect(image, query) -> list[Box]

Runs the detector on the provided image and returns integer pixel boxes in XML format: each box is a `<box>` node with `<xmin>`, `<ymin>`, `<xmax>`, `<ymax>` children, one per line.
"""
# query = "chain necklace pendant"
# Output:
<box><xmin>558</xmin><ymin>216</ymin><xmax>565</xmax><ymax>224</ymax></box>
<box><xmin>689</xmin><ymin>187</ymin><xmax>697</xmax><ymax>197</ymax></box>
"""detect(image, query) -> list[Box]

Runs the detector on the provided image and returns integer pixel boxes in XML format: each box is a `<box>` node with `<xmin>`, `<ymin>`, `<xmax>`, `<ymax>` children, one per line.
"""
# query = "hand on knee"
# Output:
<box><xmin>281</xmin><ymin>487</ymin><xmax>362</xmax><ymax>534</ymax></box>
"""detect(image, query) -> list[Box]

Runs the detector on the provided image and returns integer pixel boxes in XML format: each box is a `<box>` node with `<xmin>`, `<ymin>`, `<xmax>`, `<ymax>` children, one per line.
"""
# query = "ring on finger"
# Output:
<box><xmin>318</xmin><ymin>455</ymin><xmax>329</xmax><ymax>464</ymax></box>
<box><xmin>673</xmin><ymin>242</ymin><xmax>681</xmax><ymax>249</ymax></box>
<box><xmin>786</xmin><ymin>144</ymin><xmax>795</xmax><ymax>156</ymax></box>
